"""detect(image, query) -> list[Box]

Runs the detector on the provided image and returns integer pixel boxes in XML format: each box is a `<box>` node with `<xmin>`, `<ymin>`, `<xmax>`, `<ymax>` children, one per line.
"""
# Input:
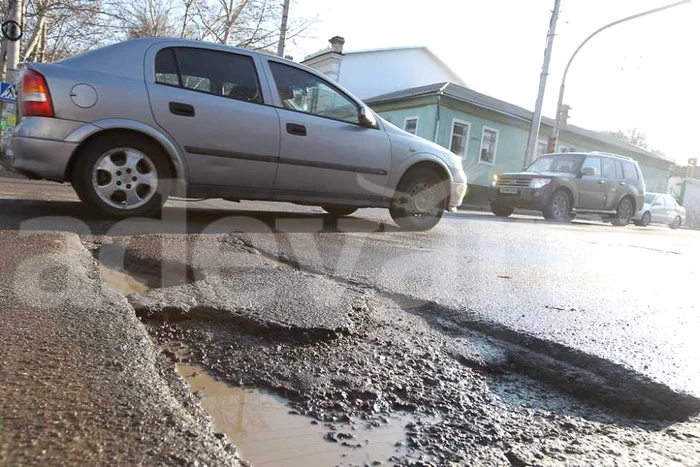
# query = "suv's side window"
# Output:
<box><xmin>268</xmin><ymin>62</ymin><xmax>360</xmax><ymax>124</ymax></box>
<box><xmin>581</xmin><ymin>157</ymin><xmax>601</xmax><ymax>178</ymax></box>
<box><xmin>600</xmin><ymin>157</ymin><xmax>618</xmax><ymax>179</ymax></box>
<box><xmin>621</xmin><ymin>161</ymin><xmax>639</xmax><ymax>180</ymax></box>
<box><xmin>155</xmin><ymin>47</ymin><xmax>263</xmax><ymax>104</ymax></box>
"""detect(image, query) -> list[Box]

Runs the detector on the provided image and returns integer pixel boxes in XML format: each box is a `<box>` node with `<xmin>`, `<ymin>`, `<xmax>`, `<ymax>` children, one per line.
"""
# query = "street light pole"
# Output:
<box><xmin>549</xmin><ymin>0</ymin><xmax>692</xmax><ymax>152</ymax></box>
<box><xmin>523</xmin><ymin>0</ymin><xmax>561</xmax><ymax>169</ymax></box>
<box><xmin>277</xmin><ymin>0</ymin><xmax>291</xmax><ymax>57</ymax></box>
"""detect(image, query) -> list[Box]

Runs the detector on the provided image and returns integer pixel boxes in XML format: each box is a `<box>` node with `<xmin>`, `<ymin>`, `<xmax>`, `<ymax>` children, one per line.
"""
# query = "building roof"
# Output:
<box><xmin>302</xmin><ymin>46</ymin><xmax>467</xmax><ymax>87</ymax></box>
<box><xmin>366</xmin><ymin>82</ymin><xmax>674</xmax><ymax>164</ymax></box>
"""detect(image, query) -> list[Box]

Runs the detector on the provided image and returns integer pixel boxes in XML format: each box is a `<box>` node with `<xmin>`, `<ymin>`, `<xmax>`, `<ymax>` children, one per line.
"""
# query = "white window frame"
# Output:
<box><xmin>479</xmin><ymin>126</ymin><xmax>499</xmax><ymax>166</ymax></box>
<box><xmin>403</xmin><ymin>116</ymin><xmax>419</xmax><ymax>135</ymax></box>
<box><xmin>449</xmin><ymin>118</ymin><xmax>471</xmax><ymax>158</ymax></box>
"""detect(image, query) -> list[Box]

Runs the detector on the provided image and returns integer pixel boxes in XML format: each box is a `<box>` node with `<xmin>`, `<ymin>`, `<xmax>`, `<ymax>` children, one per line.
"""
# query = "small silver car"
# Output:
<box><xmin>632</xmin><ymin>192</ymin><xmax>686</xmax><ymax>229</ymax></box>
<box><xmin>5</xmin><ymin>38</ymin><xmax>467</xmax><ymax>230</ymax></box>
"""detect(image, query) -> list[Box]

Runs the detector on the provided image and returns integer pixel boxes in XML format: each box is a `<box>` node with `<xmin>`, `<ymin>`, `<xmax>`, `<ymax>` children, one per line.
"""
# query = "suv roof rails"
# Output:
<box><xmin>589</xmin><ymin>151</ymin><xmax>634</xmax><ymax>161</ymax></box>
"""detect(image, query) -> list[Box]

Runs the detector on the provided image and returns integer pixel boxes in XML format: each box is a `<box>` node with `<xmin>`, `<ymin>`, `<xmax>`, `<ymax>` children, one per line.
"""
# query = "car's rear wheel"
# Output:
<box><xmin>490</xmin><ymin>203</ymin><xmax>514</xmax><ymax>217</ymax></box>
<box><xmin>670</xmin><ymin>216</ymin><xmax>681</xmax><ymax>230</ymax></box>
<box><xmin>389</xmin><ymin>168</ymin><xmax>448</xmax><ymax>231</ymax></box>
<box><xmin>611</xmin><ymin>197</ymin><xmax>634</xmax><ymax>227</ymax></box>
<box><xmin>543</xmin><ymin>190</ymin><xmax>570</xmax><ymax>221</ymax></box>
<box><xmin>322</xmin><ymin>206</ymin><xmax>358</xmax><ymax>217</ymax></box>
<box><xmin>72</xmin><ymin>134</ymin><xmax>172</xmax><ymax>218</ymax></box>
<box><xmin>635</xmin><ymin>211</ymin><xmax>651</xmax><ymax>227</ymax></box>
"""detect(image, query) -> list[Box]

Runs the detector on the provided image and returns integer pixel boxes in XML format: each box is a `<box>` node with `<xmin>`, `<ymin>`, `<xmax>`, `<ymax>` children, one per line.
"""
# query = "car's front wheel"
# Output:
<box><xmin>542</xmin><ymin>190</ymin><xmax>571</xmax><ymax>221</ymax></box>
<box><xmin>389</xmin><ymin>168</ymin><xmax>448</xmax><ymax>231</ymax></box>
<box><xmin>322</xmin><ymin>206</ymin><xmax>358</xmax><ymax>217</ymax></box>
<box><xmin>490</xmin><ymin>203</ymin><xmax>514</xmax><ymax>217</ymax></box>
<box><xmin>72</xmin><ymin>134</ymin><xmax>172</xmax><ymax>218</ymax></box>
<box><xmin>611</xmin><ymin>197</ymin><xmax>634</xmax><ymax>227</ymax></box>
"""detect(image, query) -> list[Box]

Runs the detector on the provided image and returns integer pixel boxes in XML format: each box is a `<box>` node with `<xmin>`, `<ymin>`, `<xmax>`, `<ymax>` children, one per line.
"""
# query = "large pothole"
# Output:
<box><xmin>90</xmin><ymin>235</ymin><xmax>700</xmax><ymax>465</ymax></box>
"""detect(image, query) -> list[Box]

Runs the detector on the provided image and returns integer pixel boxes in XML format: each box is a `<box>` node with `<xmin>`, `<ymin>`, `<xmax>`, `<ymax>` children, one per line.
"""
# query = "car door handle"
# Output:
<box><xmin>286</xmin><ymin>123</ymin><xmax>307</xmax><ymax>136</ymax></box>
<box><xmin>169</xmin><ymin>102</ymin><xmax>195</xmax><ymax>117</ymax></box>
<box><xmin>598</xmin><ymin>180</ymin><xmax>605</xmax><ymax>184</ymax></box>
<box><xmin>619</xmin><ymin>181</ymin><xmax>626</xmax><ymax>186</ymax></box>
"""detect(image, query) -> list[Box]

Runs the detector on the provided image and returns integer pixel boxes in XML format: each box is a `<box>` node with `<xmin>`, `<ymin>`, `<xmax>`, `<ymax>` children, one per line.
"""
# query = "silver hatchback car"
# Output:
<box><xmin>5</xmin><ymin>38</ymin><xmax>467</xmax><ymax>230</ymax></box>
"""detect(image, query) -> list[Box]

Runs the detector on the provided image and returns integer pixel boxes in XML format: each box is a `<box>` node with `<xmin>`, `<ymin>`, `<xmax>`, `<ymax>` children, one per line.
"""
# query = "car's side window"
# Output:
<box><xmin>581</xmin><ymin>157</ymin><xmax>601</xmax><ymax>178</ymax></box>
<box><xmin>268</xmin><ymin>62</ymin><xmax>360</xmax><ymax>124</ymax></box>
<box><xmin>155</xmin><ymin>48</ymin><xmax>180</xmax><ymax>86</ymax></box>
<box><xmin>664</xmin><ymin>195</ymin><xmax>677</xmax><ymax>208</ymax></box>
<box><xmin>621</xmin><ymin>161</ymin><xmax>638</xmax><ymax>180</ymax></box>
<box><xmin>154</xmin><ymin>47</ymin><xmax>263</xmax><ymax>104</ymax></box>
<box><xmin>601</xmin><ymin>158</ymin><xmax>617</xmax><ymax>179</ymax></box>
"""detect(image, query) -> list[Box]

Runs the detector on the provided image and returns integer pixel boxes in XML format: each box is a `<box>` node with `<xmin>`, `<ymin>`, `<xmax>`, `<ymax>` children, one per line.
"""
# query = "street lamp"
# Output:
<box><xmin>548</xmin><ymin>0</ymin><xmax>692</xmax><ymax>153</ymax></box>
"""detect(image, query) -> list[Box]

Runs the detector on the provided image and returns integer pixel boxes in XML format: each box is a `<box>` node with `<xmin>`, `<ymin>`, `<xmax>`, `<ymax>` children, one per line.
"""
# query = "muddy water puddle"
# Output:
<box><xmin>177</xmin><ymin>364</ymin><xmax>411</xmax><ymax>466</ymax></box>
<box><xmin>98</xmin><ymin>263</ymin><xmax>151</xmax><ymax>295</ymax></box>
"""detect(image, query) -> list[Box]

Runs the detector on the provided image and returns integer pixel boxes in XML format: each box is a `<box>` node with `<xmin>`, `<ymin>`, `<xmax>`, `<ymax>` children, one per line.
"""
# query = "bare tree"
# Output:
<box><xmin>0</xmin><ymin>0</ymin><xmax>317</xmax><ymax>79</ymax></box>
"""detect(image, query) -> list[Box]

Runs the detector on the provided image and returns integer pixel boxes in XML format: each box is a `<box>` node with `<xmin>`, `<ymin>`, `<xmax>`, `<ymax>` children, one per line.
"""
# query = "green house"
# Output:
<box><xmin>366</xmin><ymin>83</ymin><xmax>674</xmax><ymax>205</ymax></box>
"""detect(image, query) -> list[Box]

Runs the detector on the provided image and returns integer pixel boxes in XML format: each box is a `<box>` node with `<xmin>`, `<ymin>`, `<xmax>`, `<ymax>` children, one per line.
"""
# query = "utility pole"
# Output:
<box><xmin>524</xmin><ymin>0</ymin><xmax>561</xmax><ymax>168</ymax></box>
<box><xmin>6</xmin><ymin>0</ymin><xmax>22</xmax><ymax>83</ymax></box>
<box><xmin>549</xmin><ymin>0</ymin><xmax>691</xmax><ymax>153</ymax></box>
<box><xmin>276</xmin><ymin>0</ymin><xmax>291</xmax><ymax>57</ymax></box>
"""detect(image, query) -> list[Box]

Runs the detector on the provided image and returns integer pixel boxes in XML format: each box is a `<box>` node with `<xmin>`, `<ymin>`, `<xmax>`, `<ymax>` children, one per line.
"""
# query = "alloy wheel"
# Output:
<box><xmin>92</xmin><ymin>148</ymin><xmax>159</xmax><ymax>210</ymax></box>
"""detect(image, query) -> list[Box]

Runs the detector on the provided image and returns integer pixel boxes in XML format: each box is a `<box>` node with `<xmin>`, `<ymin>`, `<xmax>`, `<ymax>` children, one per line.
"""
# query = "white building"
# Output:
<box><xmin>302</xmin><ymin>37</ymin><xmax>467</xmax><ymax>100</ymax></box>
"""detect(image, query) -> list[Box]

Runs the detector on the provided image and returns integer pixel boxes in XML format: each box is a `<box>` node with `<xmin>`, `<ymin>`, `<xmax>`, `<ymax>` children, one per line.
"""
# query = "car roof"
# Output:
<box><xmin>54</xmin><ymin>37</ymin><xmax>302</xmax><ymax>81</ymax></box>
<box><xmin>542</xmin><ymin>151</ymin><xmax>635</xmax><ymax>162</ymax></box>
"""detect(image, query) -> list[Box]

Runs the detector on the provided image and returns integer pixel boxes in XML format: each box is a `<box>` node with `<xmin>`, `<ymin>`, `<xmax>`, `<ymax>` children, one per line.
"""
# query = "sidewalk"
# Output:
<box><xmin>0</xmin><ymin>231</ymin><xmax>239</xmax><ymax>466</ymax></box>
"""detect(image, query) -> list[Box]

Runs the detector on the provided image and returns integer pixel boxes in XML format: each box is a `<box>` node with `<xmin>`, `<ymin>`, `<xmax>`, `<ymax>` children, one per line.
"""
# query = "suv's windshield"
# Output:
<box><xmin>526</xmin><ymin>154</ymin><xmax>583</xmax><ymax>174</ymax></box>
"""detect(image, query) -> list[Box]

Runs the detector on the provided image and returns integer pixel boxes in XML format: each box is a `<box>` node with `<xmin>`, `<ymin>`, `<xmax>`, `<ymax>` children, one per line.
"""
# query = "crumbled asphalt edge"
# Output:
<box><xmin>80</xmin><ymin>238</ymin><xmax>244</xmax><ymax>465</ymax></box>
<box><xmin>223</xmin><ymin>237</ymin><xmax>700</xmax><ymax>422</ymax></box>
<box><xmin>93</xmin><ymin>234</ymin><xmax>700</xmax><ymax>465</ymax></box>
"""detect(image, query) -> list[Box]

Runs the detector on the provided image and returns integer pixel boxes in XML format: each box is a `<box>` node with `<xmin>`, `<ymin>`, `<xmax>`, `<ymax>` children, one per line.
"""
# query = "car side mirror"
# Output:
<box><xmin>358</xmin><ymin>106</ymin><xmax>377</xmax><ymax>129</ymax></box>
<box><xmin>580</xmin><ymin>166</ymin><xmax>596</xmax><ymax>177</ymax></box>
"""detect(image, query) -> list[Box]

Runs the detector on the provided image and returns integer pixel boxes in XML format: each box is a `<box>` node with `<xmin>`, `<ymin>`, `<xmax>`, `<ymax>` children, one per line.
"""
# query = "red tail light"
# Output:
<box><xmin>21</xmin><ymin>69</ymin><xmax>54</xmax><ymax>117</ymax></box>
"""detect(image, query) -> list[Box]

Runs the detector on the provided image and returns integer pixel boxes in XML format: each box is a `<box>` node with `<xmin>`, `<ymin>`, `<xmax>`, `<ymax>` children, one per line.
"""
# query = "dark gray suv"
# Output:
<box><xmin>489</xmin><ymin>152</ymin><xmax>646</xmax><ymax>226</ymax></box>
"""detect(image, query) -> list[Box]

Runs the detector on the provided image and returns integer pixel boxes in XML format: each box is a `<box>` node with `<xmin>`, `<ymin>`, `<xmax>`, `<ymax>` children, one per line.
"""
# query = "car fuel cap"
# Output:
<box><xmin>70</xmin><ymin>83</ymin><xmax>98</xmax><ymax>108</ymax></box>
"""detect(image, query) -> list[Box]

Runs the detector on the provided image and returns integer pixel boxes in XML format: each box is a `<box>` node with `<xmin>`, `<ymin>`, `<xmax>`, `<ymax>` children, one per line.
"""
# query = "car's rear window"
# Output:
<box><xmin>621</xmin><ymin>161</ymin><xmax>639</xmax><ymax>180</ymax></box>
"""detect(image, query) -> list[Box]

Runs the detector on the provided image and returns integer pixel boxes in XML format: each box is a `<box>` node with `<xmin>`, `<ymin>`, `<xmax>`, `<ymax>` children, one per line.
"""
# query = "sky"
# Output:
<box><xmin>285</xmin><ymin>0</ymin><xmax>700</xmax><ymax>164</ymax></box>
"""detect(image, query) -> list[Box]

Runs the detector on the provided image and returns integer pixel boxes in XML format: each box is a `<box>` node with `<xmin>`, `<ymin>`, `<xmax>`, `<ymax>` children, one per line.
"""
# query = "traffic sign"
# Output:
<box><xmin>1</xmin><ymin>20</ymin><xmax>22</xmax><ymax>41</ymax></box>
<box><xmin>0</xmin><ymin>82</ymin><xmax>16</xmax><ymax>103</ymax></box>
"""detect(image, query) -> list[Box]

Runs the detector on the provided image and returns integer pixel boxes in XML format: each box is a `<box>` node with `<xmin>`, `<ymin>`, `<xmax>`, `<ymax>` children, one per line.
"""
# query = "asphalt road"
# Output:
<box><xmin>1</xmin><ymin>176</ymin><xmax>697</xmax><ymax>398</ymax></box>
<box><xmin>3</xmin><ymin>175</ymin><xmax>700</xmax><ymax>464</ymax></box>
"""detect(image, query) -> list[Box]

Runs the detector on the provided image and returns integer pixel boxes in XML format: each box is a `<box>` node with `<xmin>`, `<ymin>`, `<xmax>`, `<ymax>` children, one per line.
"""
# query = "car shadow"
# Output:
<box><xmin>0</xmin><ymin>199</ymin><xmax>400</xmax><ymax>235</ymax></box>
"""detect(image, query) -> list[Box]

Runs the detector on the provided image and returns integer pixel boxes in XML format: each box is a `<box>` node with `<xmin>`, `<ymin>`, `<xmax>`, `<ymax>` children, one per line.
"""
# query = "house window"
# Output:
<box><xmin>404</xmin><ymin>117</ymin><xmax>419</xmax><ymax>135</ymax></box>
<box><xmin>479</xmin><ymin>126</ymin><xmax>499</xmax><ymax>165</ymax></box>
<box><xmin>449</xmin><ymin>120</ymin><xmax>470</xmax><ymax>157</ymax></box>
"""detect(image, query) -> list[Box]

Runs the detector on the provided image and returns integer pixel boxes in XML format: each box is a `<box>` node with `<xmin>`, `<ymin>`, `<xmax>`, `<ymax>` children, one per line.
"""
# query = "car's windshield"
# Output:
<box><xmin>526</xmin><ymin>154</ymin><xmax>583</xmax><ymax>174</ymax></box>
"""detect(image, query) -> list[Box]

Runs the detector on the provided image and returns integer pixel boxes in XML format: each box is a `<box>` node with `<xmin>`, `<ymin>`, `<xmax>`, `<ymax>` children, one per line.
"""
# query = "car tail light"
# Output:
<box><xmin>21</xmin><ymin>69</ymin><xmax>54</xmax><ymax>117</ymax></box>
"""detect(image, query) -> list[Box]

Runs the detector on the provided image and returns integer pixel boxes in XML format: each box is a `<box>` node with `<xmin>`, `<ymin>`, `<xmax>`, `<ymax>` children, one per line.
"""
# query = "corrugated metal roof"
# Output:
<box><xmin>367</xmin><ymin>82</ymin><xmax>673</xmax><ymax>164</ymax></box>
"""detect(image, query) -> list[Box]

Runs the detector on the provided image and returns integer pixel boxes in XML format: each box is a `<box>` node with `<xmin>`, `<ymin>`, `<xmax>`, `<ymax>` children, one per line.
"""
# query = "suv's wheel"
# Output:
<box><xmin>72</xmin><ymin>134</ymin><xmax>172</xmax><ymax>218</ymax></box>
<box><xmin>543</xmin><ymin>190</ymin><xmax>571</xmax><ymax>221</ymax></box>
<box><xmin>322</xmin><ymin>206</ymin><xmax>358</xmax><ymax>217</ymax></box>
<box><xmin>670</xmin><ymin>216</ymin><xmax>681</xmax><ymax>230</ymax></box>
<box><xmin>389</xmin><ymin>168</ymin><xmax>448</xmax><ymax>231</ymax></box>
<box><xmin>611</xmin><ymin>197</ymin><xmax>634</xmax><ymax>227</ymax></box>
<box><xmin>490</xmin><ymin>203</ymin><xmax>514</xmax><ymax>217</ymax></box>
